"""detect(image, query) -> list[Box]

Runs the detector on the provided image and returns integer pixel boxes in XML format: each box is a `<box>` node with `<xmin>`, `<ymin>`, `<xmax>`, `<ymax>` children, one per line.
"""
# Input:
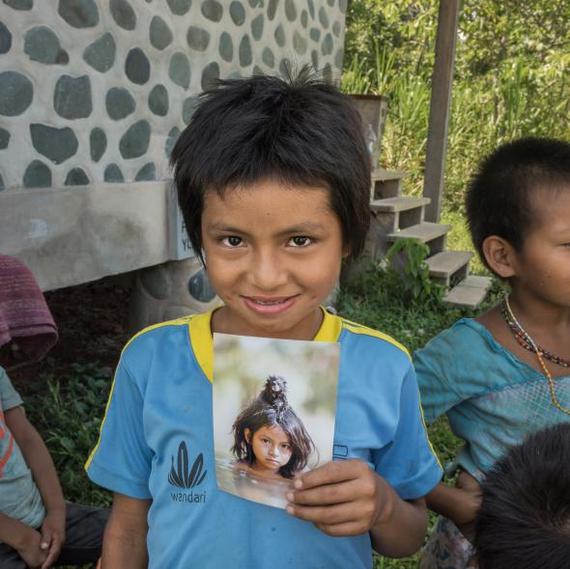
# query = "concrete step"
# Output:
<box><xmin>387</xmin><ymin>222</ymin><xmax>450</xmax><ymax>243</ymax></box>
<box><xmin>426</xmin><ymin>250</ymin><xmax>472</xmax><ymax>287</ymax></box>
<box><xmin>443</xmin><ymin>275</ymin><xmax>493</xmax><ymax>308</ymax></box>
<box><xmin>370</xmin><ymin>196</ymin><xmax>430</xmax><ymax>213</ymax></box>
<box><xmin>371</xmin><ymin>168</ymin><xmax>407</xmax><ymax>200</ymax></box>
<box><xmin>371</xmin><ymin>168</ymin><xmax>407</xmax><ymax>182</ymax></box>
<box><xmin>387</xmin><ymin>222</ymin><xmax>450</xmax><ymax>256</ymax></box>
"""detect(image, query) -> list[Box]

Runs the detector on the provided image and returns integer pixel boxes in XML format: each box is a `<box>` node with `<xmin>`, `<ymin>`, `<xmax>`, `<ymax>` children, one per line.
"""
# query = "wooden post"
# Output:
<box><xmin>423</xmin><ymin>0</ymin><xmax>460</xmax><ymax>222</ymax></box>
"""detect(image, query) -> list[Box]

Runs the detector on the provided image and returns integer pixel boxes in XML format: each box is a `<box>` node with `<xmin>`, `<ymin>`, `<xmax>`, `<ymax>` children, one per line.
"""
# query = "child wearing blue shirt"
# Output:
<box><xmin>86</xmin><ymin>69</ymin><xmax>442</xmax><ymax>569</ymax></box>
<box><xmin>416</xmin><ymin>137</ymin><xmax>570</xmax><ymax>568</ymax></box>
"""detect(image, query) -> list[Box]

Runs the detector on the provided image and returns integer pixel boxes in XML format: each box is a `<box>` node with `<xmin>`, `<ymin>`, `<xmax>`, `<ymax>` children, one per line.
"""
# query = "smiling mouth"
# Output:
<box><xmin>242</xmin><ymin>295</ymin><xmax>298</xmax><ymax>314</ymax></box>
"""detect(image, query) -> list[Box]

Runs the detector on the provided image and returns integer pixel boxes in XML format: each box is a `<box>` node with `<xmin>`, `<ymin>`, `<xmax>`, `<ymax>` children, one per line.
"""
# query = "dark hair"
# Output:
<box><xmin>231</xmin><ymin>376</ymin><xmax>315</xmax><ymax>479</ymax></box>
<box><xmin>170</xmin><ymin>67</ymin><xmax>371</xmax><ymax>265</ymax></box>
<box><xmin>466</xmin><ymin>137</ymin><xmax>570</xmax><ymax>273</ymax></box>
<box><xmin>475</xmin><ymin>424</ymin><xmax>570</xmax><ymax>569</ymax></box>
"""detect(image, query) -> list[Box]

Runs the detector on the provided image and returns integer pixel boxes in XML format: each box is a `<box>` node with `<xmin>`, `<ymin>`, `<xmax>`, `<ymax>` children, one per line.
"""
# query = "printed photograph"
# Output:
<box><xmin>213</xmin><ymin>333</ymin><xmax>340</xmax><ymax>509</ymax></box>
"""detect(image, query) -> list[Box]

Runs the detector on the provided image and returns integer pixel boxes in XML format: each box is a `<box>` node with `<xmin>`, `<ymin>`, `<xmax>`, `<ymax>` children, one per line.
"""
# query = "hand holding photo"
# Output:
<box><xmin>213</xmin><ymin>333</ymin><xmax>339</xmax><ymax>509</ymax></box>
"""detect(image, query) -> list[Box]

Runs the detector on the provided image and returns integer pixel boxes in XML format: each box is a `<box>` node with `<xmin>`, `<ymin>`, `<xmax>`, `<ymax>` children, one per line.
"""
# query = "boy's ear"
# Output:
<box><xmin>481</xmin><ymin>235</ymin><xmax>517</xmax><ymax>278</ymax></box>
<box><xmin>244</xmin><ymin>428</ymin><xmax>252</xmax><ymax>443</ymax></box>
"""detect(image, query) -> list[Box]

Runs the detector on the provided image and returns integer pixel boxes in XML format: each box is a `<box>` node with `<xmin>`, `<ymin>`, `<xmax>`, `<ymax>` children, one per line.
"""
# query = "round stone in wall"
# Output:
<box><xmin>165</xmin><ymin>126</ymin><xmax>180</xmax><ymax>157</ymax></box>
<box><xmin>169</xmin><ymin>52</ymin><xmax>190</xmax><ymax>89</ymax></box>
<box><xmin>219</xmin><ymin>32</ymin><xmax>233</xmax><ymax>62</ymax></box>
<box><xmin>182</xmin><ymin>96</ymin><xmax>199</xmax><ymax>124</ymax></box>
<box><xmin>267</xmin><ymin>0</ymin><xmax>278</xmax><ymax>20</ymax></box>
<box><xmin>274</xmin><ymin>24</ymin><xmax>286</xmax><ymax>47</ymax></box>
<box><xmin>119</xmin><ymin>120</ymin><xmax>150</xmax><ymax>159</ymax></box>
<box><xmin>58</xmin><ymin>0</ymin><xmax>99</xmax><ymax>28</ymax></box>
<box><xmin>148</xmin><ymin>84</ymin><xmax>169</xmax><ymax>116</ymax></box>
<box><xmin>23</xmin><ymin>160</ymin><xmax>51</xmax><ymax>188</ymax></box>
<box><xmin>307</xmin><ymin>0</ymin><xmax>315</xmax><ymax>19</ymax></box>
<box><xmin>125</xmin><ymin>48</ymin><xmax>150</xmax><ymax>85</ymax></box>
<box><xmin>339</xmin><ymin>0</ymin><xmax>347</xmax><ymax>13</ymax></box>
<box><xmin>319</xmin><ymin>6</ymin><xmax>329</xmax><ymax>28</ymax></box>
<box><xmin>188</xmin><ymin>267</ymin><xmax>217</xmax><ymax>303</ymax></box>
<box><xmin>30</xmin><ymin>124</ymin><xmax>78</xmax><ymax>164</ymax></box>
<box><xmin>104</xmin><ymin>163</ymin><xmax>124</xmax><ymax>182</ymax></box>
<box><xmin>150</xmin><ymin>16</ymin><xmax>173</xmax><ymax>50</ymax></box>
<box><xmin>135</xmin><ymin>162</ymin><xmax>156</xmax><ymax>181</ymax></box>
<box><xmin>293</xmin><ymin>30</ymin><xmax>307</xmax><ymax>55</ymax></box>
<box><xmin>187</xmin><ymin>26</ymin><xmax>210</xmax><ymax>51</ymax></box>
<box><xmin>90</xmin><ymin>128</ymin><xmax>107</xmax><ymax>162</ymax></box>
<box><xmin>65</xmin><ymin>167</ymin><xmax>90</xmax><ymax>186</ymax></box>
<box><xmin>166</xmin><ymin>0</ymin><xmax>191</xmax><ymax>16</ymax></box>
<box><xmin>0</xmin><ymin>71</ymin><xmax>33</xmax><ymax>116</ymax></box>
<box><xmin>24</xmin><ymin>26</ymin><xmax>69</xmax><ymax>65</ymax></box>
<box><xmin>310</xmin><ymin>28</ymin><xmax>320</xmax><ymax>42</ymax></box>
<box><xmin>229</xmin><ymin>1</ymin><xmax>245</xmax><ymax>25</ymax></box>
<box><xmin>0</xmin><ymin>173</ymin><xmax>4</xmax><ymax>191</ymax></box>
<box><xmin>300</xmin><ymin>9</ymin><xmax>308</xmax><ymax>28</ymax></box>
<box><xmin>262</xmin><ymin>47</ymin><xmax>274</xmax><ymax>68</ymax></box>
<box><xmin>106</xmin><ymin>87</ymin><xmax>136</xmax><ymax>120</ymax></box>
<box><xmin>0</xmin><ymin>128</ymin><xmax>10</xmax><ymax>149</ymax></box>
<box><xmin>201</xmin><ymin>62</ymin><xmax>219</xmax><ymax>91</ymax></box>
<box><xmin>279</xmin><ymin>58</ymin><xmax>291</xmax><ymax>78</ymax></box>
<box><xmin>322</xmin><ymin>63</ymin><xmax>332</xmax><ymax>83</ymax></box>
<box><xmin>0</xmin><ymin>21</ymin><xmax>12</xmax><ymax>54</ymax></box>
<box><xmin>334</xmin><ymin>47</ymin><xmax>343</xmax><ymax>69</ymax></box>
<box><xmin>311</xmin><ymin>49</ymin><xmax>318</xmax><ymax>69</ymax></box>
<box><xmin>110</xmin><ymin>0</ymin><xmax>137</xmax><ymax>31</ymax></box>
<box><xmin>251</xmin><ymin>14</ymin><xmax>263</xmax><ymax>41</ymax></box>
<box><xmin>3</xmin><ymin>0</ymin><xmax>33</xmax><ymax>9</ymax></box>
<box><xmin>239</xmin><ymin>35</ymin><xmax>252</xmax><ymax>67</ymax></box>
<box><xmin>54</xmin><ymin>75</ymin><xmax>92</xmax><ymax>119</ymax></box>
<box><xmin>201</xmin><ymin>0</ymin><xmax>223</xmax><ymax>22</ymax></box>
<box><xmin>83</xmin><ymin>33</ymin><xmax>116</xmax><ymax>72</ymax></box>
<box><xmin>321</xmin><ymin>32</ymin><xmax>333</xmax><ymax>56</ymax></box>
<box><xmin>333</xmin><ymin>20</ymin><xmax>341</xmax><ymax>37</ymax></box>
<box><xmin>253</xmin><ymin>65</ymin><xmax>264</xmax><ymax>76</ymax></box>
<box><xmin>285</xmin><ymin>0</ymin><xmax>296</xmax><ymax>21</ymax></box>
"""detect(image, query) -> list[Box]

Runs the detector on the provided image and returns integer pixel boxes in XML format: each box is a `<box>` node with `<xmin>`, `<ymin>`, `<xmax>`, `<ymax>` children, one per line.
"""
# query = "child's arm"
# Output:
<box><xmin>287</xmin><ymin>460</ymin><xmax>428</xmax><ymax>558</ymax></box>
<box><xmin>6</xmin><ymin>406</ymin><xmax>66</xmax><ymax>569</ymax></box>
<box><xmin>425</xmin><ymin>472</ymin><xmax>482</xmax><ymax>540</ymax></box>
<box><xmin>101</xmin><ymin>494</ymin><xmax>150</xmax><ymax>569</ymax></box>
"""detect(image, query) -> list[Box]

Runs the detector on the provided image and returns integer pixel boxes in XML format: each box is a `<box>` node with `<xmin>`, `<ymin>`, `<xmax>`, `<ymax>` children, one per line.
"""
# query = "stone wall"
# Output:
<box><xmin>0</xmin><ymin>0</ymin><xmax>347</xmax><ymax>191</ymax></box>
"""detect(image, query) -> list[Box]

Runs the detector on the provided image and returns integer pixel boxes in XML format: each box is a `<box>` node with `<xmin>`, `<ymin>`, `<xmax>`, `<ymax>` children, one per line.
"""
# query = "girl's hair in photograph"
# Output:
<box><xmin>231</xmin><ymin>376</ymin><xmax>315</xmax><ymax>479</ymax></box>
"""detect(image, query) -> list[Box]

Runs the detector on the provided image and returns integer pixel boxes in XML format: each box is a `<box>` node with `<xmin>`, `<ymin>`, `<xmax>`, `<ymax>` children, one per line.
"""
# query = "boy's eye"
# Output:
<box><xmin>288</xmin><ymin>236</ymin><xmax>312</xmax><ymax>247</ymax></box>
<box><xmin>222</xmin><ymin>236</ymin><xmax>243</xmax><ymax>247</ymax></box>
<box><xmin>281</xmin><ymin>444</ymin><xmax>291</xmax><ymax>451</ymax></box>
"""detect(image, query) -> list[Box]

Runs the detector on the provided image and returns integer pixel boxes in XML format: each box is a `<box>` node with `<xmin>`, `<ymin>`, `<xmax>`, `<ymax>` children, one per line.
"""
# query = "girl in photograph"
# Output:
<box><xmin>231</xmin><ymin>376</ymin><xmax>315</xmax><ymax>480</ymax></box>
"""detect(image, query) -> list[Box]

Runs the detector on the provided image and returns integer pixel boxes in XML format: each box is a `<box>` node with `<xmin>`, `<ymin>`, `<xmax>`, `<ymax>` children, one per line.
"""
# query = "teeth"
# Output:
<box><xmin>254</xmin><ymin>299</ymin><xmax>285</xmax><ymax>305</ymax></box>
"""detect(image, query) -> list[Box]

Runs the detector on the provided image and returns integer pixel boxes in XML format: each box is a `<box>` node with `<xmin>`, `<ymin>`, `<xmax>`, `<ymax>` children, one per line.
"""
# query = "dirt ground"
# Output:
<box><xmin>8</xmin><ymin>277</ymin><xmax>131</xmax><ymax>390</ymax></box>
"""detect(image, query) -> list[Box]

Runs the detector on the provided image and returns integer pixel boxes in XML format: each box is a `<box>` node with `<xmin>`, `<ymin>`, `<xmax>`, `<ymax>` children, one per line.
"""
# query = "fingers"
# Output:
<box><xmin>41</xmin><ymin>533</ymin><xmax>63</xmax><ymax>569</ymax></box>
<box><xmin>288</xmin><ymin>477</ymin><xmax>365</xmax><ymax>507</ymax></box>
<box><xmin>294</xmin><ymin>460</ymin><xmax>367</xmax><ymax>490</ymax></box>
<box><xmin>288</xmin><ymin>502</ymin><xmax>371</xmax><ymax>536</ymax></box>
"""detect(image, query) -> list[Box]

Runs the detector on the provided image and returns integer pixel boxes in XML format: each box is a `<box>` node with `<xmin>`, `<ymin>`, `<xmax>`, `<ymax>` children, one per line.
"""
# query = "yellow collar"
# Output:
<box><xmin>189</xmin><ymin>307</ymin><xmax>342</xmax><ymax>382</ymax></box>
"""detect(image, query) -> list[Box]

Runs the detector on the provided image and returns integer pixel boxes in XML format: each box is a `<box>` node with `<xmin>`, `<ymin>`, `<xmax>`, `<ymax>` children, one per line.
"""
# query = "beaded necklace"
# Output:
<box><xmin>503</xmin><ymin>296</ymin><xmax>570</xmax><ymax>416</ymax></box>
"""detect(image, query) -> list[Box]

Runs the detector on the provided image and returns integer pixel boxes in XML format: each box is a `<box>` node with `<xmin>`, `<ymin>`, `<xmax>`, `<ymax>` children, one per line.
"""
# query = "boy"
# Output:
<box><xmin>86</xmin><ymin>69</ymin><xmax>442</xmax><ymax>568</ymax></box>
<box><xmin>475</xmin><ymin>424</ymin><xmax>570</xmax><ymax>569</ymax></box>
<box><xmin>416</xmin><ymin>137</ymin><xmax>570</xmax><ymax>567</ymax></box>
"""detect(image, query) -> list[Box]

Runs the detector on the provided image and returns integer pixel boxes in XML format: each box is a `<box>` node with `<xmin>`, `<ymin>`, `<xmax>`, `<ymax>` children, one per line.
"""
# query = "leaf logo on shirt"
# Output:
<box><xmin>168</xmin><ymin>441</ymin><xmax>207</xmax><ymax>489</ymax></box>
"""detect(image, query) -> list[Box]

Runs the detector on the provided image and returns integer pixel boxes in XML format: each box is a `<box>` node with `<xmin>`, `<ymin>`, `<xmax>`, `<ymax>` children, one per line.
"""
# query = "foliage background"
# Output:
<box><xmin>342</xmin><ymin>0</ymin><xmax>569</xmax><ymax>215</ymax></box>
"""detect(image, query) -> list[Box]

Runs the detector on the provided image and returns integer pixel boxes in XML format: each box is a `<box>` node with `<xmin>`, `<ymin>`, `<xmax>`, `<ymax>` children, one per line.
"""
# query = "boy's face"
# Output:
<box><xmin>512</xmin><ymin>188</ymin><xmax>570</xmax><ymax>307</ymax></box>
<box><xmin>202</xmin><ymin>178</ymin><xmax>345</xmax><ymax>340</ymax></box>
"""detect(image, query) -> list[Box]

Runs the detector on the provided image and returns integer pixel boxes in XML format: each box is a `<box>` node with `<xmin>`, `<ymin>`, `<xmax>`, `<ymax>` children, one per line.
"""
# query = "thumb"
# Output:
<box><xmin>40</xmin><ymin>528</ymin><xmax>52</xmax><ymax>550</ymax></box>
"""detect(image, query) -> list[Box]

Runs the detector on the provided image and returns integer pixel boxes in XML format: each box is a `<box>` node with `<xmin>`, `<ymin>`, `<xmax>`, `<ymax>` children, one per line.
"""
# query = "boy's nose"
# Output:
<box><xmin>249</xmin><ymin>249</ymin><xmax>287</xmax><ymax>290</ymax></box>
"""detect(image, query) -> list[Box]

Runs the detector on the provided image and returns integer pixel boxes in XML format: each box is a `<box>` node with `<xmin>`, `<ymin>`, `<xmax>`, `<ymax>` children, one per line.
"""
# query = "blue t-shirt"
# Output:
<box><xmin>86</xmin><ymin>309</ymin><xmax>441</xmax><ymax>569</ymax></box>
<box><xmin>415</xmin><ymin>318</ymin><xmax>570</xmax><ymax>479</ymax></box>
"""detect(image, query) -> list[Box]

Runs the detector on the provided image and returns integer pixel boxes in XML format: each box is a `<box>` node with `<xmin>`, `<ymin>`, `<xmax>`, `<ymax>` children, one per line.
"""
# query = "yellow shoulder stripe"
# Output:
<box><xmin>341</xmin><ymin>319</ymin><xmax>410</xmax><ymax>359</ymax></box>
